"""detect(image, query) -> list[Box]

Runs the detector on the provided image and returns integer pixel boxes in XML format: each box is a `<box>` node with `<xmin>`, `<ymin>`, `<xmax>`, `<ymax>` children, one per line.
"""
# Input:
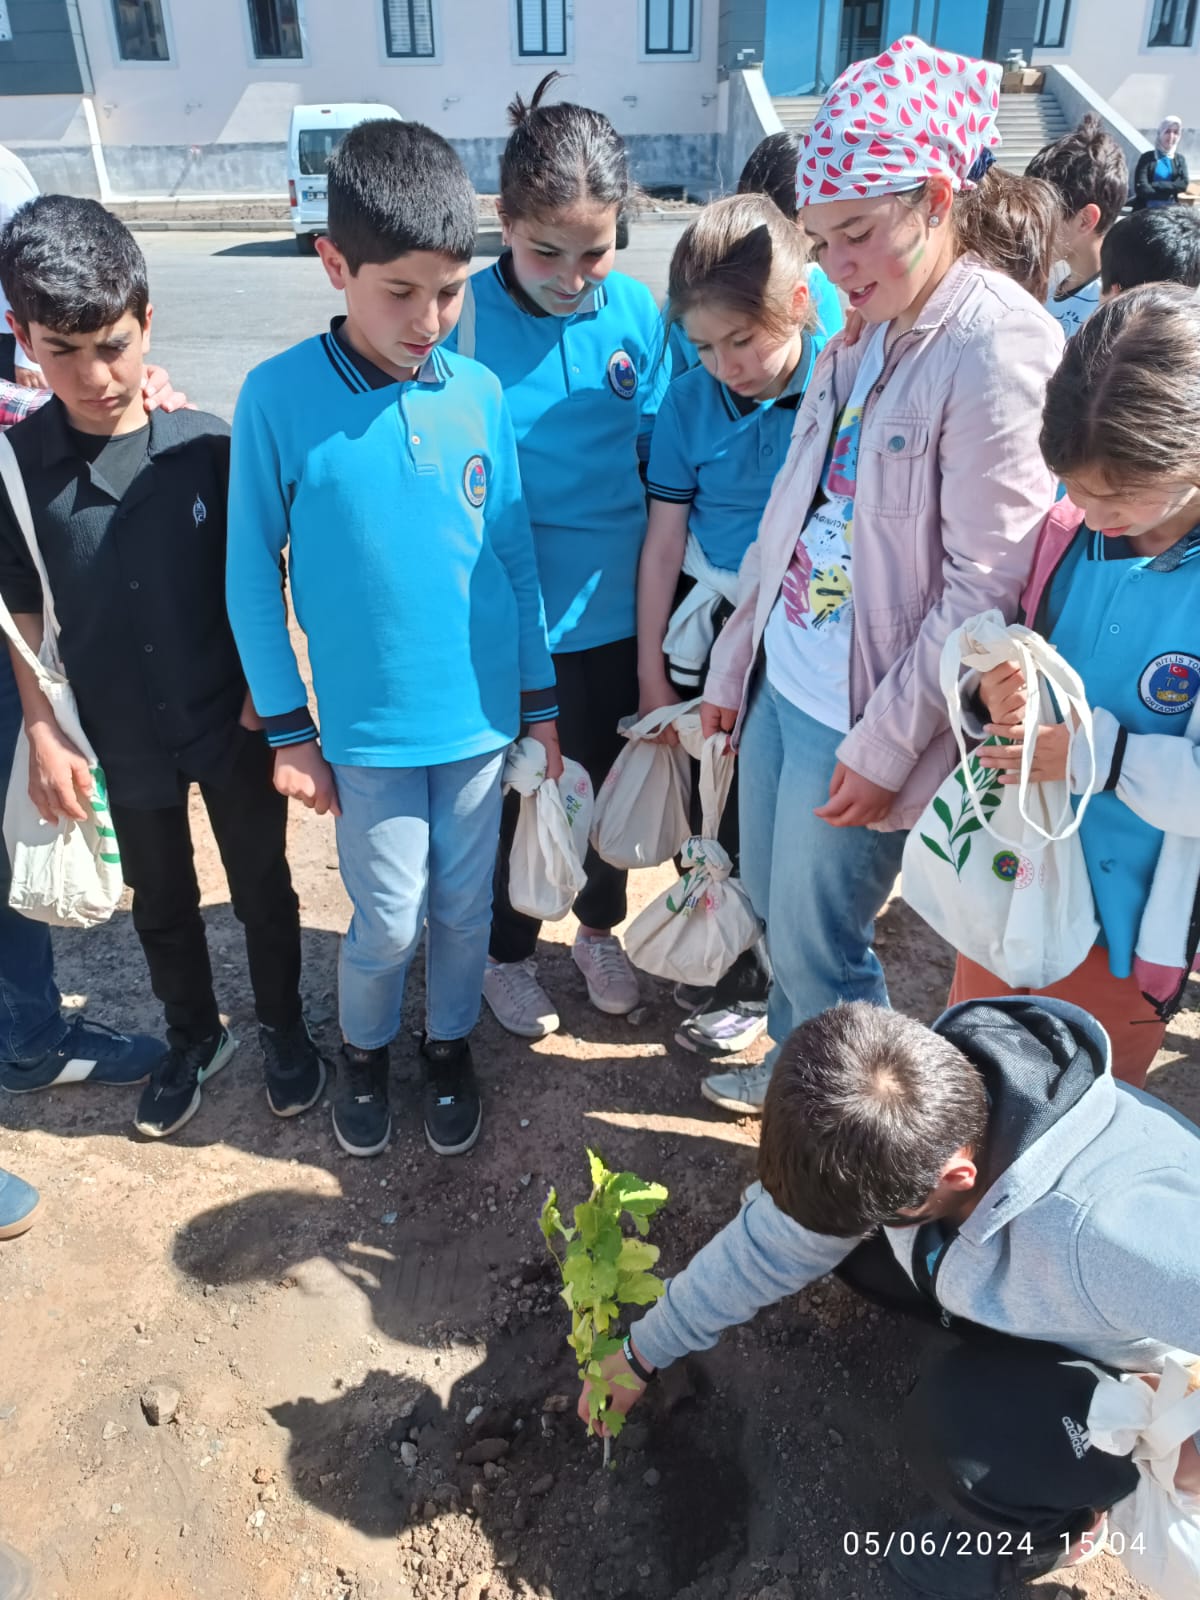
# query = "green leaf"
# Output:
<box><xmin>950</xmin><ymin>816</ymin><xmax>983</xmax><ymax>841</ymax></box>
<box><xmin>932</xmin><ymin>797</ymin><xmax>954</xmax><ymax>831</ymax></box>
<box><xmin>920</xmin><ymin>833</ymin><xmax>953</xmax><ymax>865</ymax></box>
<box><xmin>610</xmin><ymin>1373</ymin><xmax>643</xmax><ymax>1391</ymax></box>
<box><xmin>591</xmin><ymin>1334</ymin><xmax>624</xmax><ymax>1361</ymax></box>
<box><xmin>602</xmin><ymin>1408</ymin><xmax>626</xmax><ymax>1439</ymax></box>
<box><xmin>539</xmin><ymin>1189</ymin><xmax>563</xmax><ymax>1245</ymax></box>
<box><xmin>617</xmin><ymin>1238</ymin><xmax>660</xmax><ymax>1273</ymax></box>
<box><xmin>609</xmin><ymin>1172</ymin><xmax>669</xmax><ymax>1217</ymax></box>
<box><xmin>956</xmin><ymin>839</ymin><xmax>971</xmax><ymax>873</ymax></box>
<box><xmin>587</xmin><ymin>1148</ymin><xmax>610</xmax><ymax>1192</ymax></box>
<box><xmin>618</xmin><ymin>1272</ymin><xmax>666</xmax><ymax>1306</ymax></box>
<box><xmin>954</xmin><ymin>767</ymin><xmax>967</xmax><ymax>790</ymax></box>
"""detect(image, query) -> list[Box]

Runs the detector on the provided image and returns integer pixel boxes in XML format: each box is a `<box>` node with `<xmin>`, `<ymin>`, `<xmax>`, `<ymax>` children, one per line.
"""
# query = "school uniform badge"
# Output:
<box><xmin>463</xmin><ymin>455</ymin><xmax>487</xmax><ymax>507</ymax></box>
<box><xmin>607</xmin><ymin>349</ymin><xmax>638</xmax><ymax>399</ymax></box>
<box><xmin>1139</xmin><ymin>652</ymin><xmax>1200</xmax><ymax>714</ymax></box>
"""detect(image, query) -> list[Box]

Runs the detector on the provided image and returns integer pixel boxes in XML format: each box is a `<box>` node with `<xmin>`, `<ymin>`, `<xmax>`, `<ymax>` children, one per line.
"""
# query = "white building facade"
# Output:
<box><xmin>0</xmin><ymin>0</ymin><xmax>728</xmax><ymax>197</ymax></box>
<box><xmin>1032</xmin><ymin>0</ymin><xmax>1200</xmax><ymax>159</ymax></box>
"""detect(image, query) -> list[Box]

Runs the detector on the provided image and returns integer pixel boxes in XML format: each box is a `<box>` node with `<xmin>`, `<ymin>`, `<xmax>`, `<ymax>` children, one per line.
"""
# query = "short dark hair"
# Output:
<box><xmin>326</xmin><ymin>119</ymin><xmax>476</xmax><ymax>272</ymax></box>
<box><xmin>1040</xmin><ymin>282</ymin><xmax>1200</xmax><ymax>487</ymax></box>
<box><xmin>499</xmin><ymin>71</ymin><xmax>631</xmax><ymax>224</ymax></box>
<box><xmin>757</xmin><ymin>1004</ymin><xmax>989</xmax><ymax>1238</ymax></box>
<box><xmin>737</xmin><ymin>133</ymin><xmax>800</xmax><ymax>223</ymax></box>
<box><xmin>0</xmin><ymin>194</ymin><xmax>148</xmax><ymax>333</ymax></box>
<box><xmin>1025</xmin><ymin>114</ymin><xmax>1129</xmax><ymax>235</ymax></box>
<box><xmin>1101</xmin><ymin>206</ymin><xmax>1200</xmax><ymax>293</ymax></box>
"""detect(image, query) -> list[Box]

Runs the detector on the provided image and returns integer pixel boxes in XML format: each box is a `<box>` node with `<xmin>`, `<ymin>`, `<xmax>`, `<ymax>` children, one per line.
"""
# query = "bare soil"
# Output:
<box><xmin>1</xmin><ymin>752</ymin><xmax>1196</xmax><ymax>1600</ymax></box>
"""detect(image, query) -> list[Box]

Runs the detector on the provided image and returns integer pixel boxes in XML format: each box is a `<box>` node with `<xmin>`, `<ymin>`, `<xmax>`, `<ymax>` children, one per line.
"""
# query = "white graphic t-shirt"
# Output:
<box><xmin>1045</xmin><ymin>269</ymin><xmax>1101</xmax><ymax>340</ymax></box>
<box><xmin>764</xmin><ymin>326</ymin><xmax>887</xmax><ymax>731</ymax></box>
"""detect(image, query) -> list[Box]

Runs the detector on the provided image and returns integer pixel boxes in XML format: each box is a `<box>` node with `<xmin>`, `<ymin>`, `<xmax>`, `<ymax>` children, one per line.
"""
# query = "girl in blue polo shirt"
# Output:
<box><xmin>960</xmin><ymin>283</ymin><xmax>1200</xmax><ymax>1087</ymax></box>
<box><xmin>640</xmin><ymin>194</ymin><xmax>839</xmax><ymax>1060</ymax></box>
<box><xmin>446</xmin><ymin>73</ymin><xmax>668</xmax><ymax>1041</ymax></box>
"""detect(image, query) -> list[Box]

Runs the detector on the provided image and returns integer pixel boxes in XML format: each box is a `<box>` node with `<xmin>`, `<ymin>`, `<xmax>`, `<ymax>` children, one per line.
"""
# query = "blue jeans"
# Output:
<box><xmin>737</xmin><ymin>679</ymin><xmax>907</xmax><ymax>1060</ymax></box>
<box><xmin>0</xmin><ymin>653</ymin><xmax>68</xmax><ymax>1064</ymax></box>
<box><xmin>333</xmin><ymin>750</ymin><xmax>506</xmax><ymax>1050</ymax></box>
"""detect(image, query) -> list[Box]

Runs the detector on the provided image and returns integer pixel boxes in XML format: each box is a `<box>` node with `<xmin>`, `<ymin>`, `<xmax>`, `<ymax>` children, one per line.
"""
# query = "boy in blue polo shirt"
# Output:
<box><xmin>227</xmin><ymin>121</ymin><xmax>559</xmax><ymax>1160</ymax></box>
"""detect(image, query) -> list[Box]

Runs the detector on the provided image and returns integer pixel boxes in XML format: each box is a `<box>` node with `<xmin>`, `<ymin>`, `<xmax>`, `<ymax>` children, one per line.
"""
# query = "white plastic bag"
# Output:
<box><xmin>0</xmin><ymin>434</ymin><xmax>123</xmax><ymax>928</ymax></box>
<box><xmin>624</xmin><ymin>732</ymin><xmax>760</xmax><ymax>985</ymax></box>
<box><xmin>1085</xmin><ymin>1352</ymin><xmax>1200</xmax><ymax>1600</ymax></box>
<box><xmin>504</xmin><ymin>737</ymin><xmax>593</xmax><ymax>921</ymax></box>
<box><xmin>590</xmin><ymin>698</ymin><xmax>703</xmax><ymax>870</ymax></box>
<box><xmin>901</xmin><ymin>610</ymin><xmax>1098</xmax><ymax>989</ymax></box>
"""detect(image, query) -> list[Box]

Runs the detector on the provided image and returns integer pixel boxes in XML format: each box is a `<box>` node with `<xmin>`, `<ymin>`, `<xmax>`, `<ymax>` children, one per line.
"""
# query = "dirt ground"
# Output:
<box><xmin>2</xmin><ymin>731</ymin><xmax>1197</xmax><ymax>1600</ymax></box>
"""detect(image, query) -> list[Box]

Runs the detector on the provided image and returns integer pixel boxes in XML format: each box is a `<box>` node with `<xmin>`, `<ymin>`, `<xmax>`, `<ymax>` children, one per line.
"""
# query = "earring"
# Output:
<box><xmin>929</xmin><ymin>215</ymin><xmax>942</xmax><ymax>228</ymax></box>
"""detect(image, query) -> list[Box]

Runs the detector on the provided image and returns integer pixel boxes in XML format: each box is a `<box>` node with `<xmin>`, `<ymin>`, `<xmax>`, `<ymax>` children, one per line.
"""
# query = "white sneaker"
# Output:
<box><xmin>700</xmin><ymin>1060</ymin><xmax>773</xmax><ymax>1115</ymax></box>
<box><xmin>572</xmin><ymin>935</ymin><xmax>640</xmax><ymax>1016</ymax></box>
<box><xmin>482</xmin><ymin>958</ymin><xmax>560</xmax><ymax>1040</ymax></box>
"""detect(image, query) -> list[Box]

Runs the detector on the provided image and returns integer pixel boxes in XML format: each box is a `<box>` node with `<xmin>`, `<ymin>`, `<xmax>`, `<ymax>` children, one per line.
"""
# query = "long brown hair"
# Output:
<box><xmin>666</xmin><ymin>194</ymin><xmax>816</xmax><ymax>345</ymax></box>
<box><xmin>903</xmin><ymin>167</ymin><xmax>1060</xmax><ymax>302</ymax></box>
<box><xmin>1040</xmin><ymin>282</ymin><xmax>1200</xmax><ymax>485</ymax></box>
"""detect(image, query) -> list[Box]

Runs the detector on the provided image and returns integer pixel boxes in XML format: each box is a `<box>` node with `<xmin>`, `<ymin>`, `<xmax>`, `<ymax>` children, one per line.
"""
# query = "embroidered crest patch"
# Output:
<box><xmin>607</xmin><ymin>349</ymin><xmax>638</xmax><ymax>399</ymax></box>
<box><xmin>1139</xmin><ymin>652</ymin><xmax>1200</xmax><ymax>715</ymax></box>
<box><xmin>463</xmin><ymin>455</ymin><xmax>487</xmax><ymax>507</ymax></box>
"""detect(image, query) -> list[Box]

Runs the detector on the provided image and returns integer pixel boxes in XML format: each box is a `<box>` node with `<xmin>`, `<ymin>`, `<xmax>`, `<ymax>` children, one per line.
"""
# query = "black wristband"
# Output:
<box><xmin>623</xmin><ymin>1334</ymin><xmax>656</xmax><ymax>1384</ymax></box>
<box><xmin>1104</xmin><ymin>725</ymin><xmax>1129</xmax><ymax>793</ymax></box>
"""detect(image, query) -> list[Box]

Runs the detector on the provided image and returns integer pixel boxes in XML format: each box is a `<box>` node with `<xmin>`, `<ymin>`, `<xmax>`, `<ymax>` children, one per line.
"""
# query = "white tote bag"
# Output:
<box><xmin>1085</xmin><ymin>1352</ymin><xmax>1200</xmax><ymax>1600</ymax></box>
<box><xmin>0</xmin><ymin>434</ymin><xmax>123</xmax><ymax>928</ymax></box>
<box><xmin>900</xmin><ymin>610</ymin><xmax>1098</xmax><ymax>989</ymax></box>
<box><xmin>625</xmin><ymin>732</ymin><xmax>761</xmax><ymax>986</ymax></box>
<box><xmin>504</xmin><ymin>737</ymin><xmax>593</xmax><ymax>922</ymax></box>
<box><xmin>590</xmin><ymin>698</ymin><xmax>703</xmax><ymax>870</ymax></box>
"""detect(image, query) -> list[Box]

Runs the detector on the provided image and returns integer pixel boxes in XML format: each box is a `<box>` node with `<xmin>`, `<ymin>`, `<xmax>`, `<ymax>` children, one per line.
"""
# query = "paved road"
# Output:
<box><xmin>137</xmin><ymin>219</ymin><xmax>692</xmax><ymax>421</ymax></box>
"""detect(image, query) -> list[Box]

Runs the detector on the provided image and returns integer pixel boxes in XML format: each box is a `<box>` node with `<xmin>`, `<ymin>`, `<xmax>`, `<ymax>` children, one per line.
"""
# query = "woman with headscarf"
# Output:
<box><xmin>1133</xmin><ymin>115</ymin><xmax>1189</xmax><ymax>210</ymax></box>
<box><xmin>697</xmin><ymin>36</ymin><xmax>1064</xmax><ymax>1117</ymax></box>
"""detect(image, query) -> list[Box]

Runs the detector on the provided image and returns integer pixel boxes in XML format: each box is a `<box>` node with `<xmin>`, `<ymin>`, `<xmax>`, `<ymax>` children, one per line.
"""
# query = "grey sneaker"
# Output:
<box><xmin>572</xmin><ymin>935</ymin><xmax>639</xmax><ymax>1016</ymax></box>
<box><xmin>676</xmin><ymin>1000</ymin><xmax>768</xmax><ymax>1058</ymax></box>
<box><xmin>701</xmin><ymin>1059</ymin><xmax>772</xmax><ymax>1115</ymax></box>
<box><xmin>483</xmin><ymin>958</ymin><xmax>560</xmax><ymax>1039</ymax></box>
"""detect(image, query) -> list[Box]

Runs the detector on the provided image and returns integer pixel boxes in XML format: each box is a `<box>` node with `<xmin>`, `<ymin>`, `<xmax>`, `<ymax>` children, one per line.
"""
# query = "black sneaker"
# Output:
<box><xmin>134</xmin><ymin>1027</ymin><xmax>237</xmax><ymax>1139</ymax></box>
<box><xmin>672</xmin><ymin>980</ymin><xmax>713</xmax><ymax>1013</ymax></box>
<box><xmin>331</xmin><ymin>1045</ymin><xmax>392</xmax><ymax>1157</ymax></box>
<box><xmin>421</xmin><ymin>1036</ymin><xmax>482</xmax><ymax>1157</ymax></box>
<box><xmin>260</xmin><ymin>1018</ymin><xmax>327</xmax><ymax>1118</ymax></box>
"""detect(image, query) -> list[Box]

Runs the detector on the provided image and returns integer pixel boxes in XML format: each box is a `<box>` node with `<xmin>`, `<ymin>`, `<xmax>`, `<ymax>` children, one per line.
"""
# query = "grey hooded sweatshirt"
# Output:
<box><xmin>633</xmin><ymin>998</ymin><xmax>1200</xmax><ymax>1381</ymax></box>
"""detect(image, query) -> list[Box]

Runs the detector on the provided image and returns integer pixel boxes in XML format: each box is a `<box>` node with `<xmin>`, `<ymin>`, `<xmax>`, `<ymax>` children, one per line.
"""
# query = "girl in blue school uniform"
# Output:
<box><xmin>957</xmin><ymin>282</ymin><xmax>1200</xmax><ymax>1089</ymax></box>
<box><xmin>639</xmin><ymin>193</ymin><xmax>841</xmax><ymax>1060</ymax></box>
<box><xmin>445</xmin><ymin>73</ymin><xmax>669</xmax><ymax>1040</ymax></box>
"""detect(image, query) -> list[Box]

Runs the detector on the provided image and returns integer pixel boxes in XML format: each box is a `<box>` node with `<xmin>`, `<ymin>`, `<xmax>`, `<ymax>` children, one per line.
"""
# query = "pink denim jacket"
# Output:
<box><xmin>705</xmin><ymin>254</ymin><xmax>1064</xmax><ymax>831</ymax></box>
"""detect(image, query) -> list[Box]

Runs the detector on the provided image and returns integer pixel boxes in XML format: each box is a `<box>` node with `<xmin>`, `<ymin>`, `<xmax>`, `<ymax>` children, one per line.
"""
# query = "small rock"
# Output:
<box><xmin>827</xmin><ymin>1427</ymin><xmax>844</xmax><ymax>1446</ymax></box>
<box><xmin>246</xmin><ymin>1508</ymin><xmax>266</xmax><ymax>1530</ymax></box>
<box><xmin>132</xmin><ymin>1321</ymin><xmax>146</xmax><ymax>1335</ymax></box>
<box><xmin>109</xmin><ymin>1504</ymin><xmax>123</xmax><ymax>1516</ymax></box>
<box><xmin>642</xmin><ymin>1468</ymin><xmax>661</xmax><ymax>1488</ymax></box>
<box><xmin>140</xmin><ymin>1383</ymin><xmax>181</xmax><ymax>1426</ymax></box>
<box><xmin>482</xmin><ymin>1460</ymin><xmax>505</xmax><ymax>1482</ymax></box>
<box><xmin>101</xmin><ymin>1420</ymin><xmax>125</xmax><ymax>1442</ymax></box>
<box><xmin>542</xmin><ymin>1394</ymin><xmax>570</xmax><ymax>1414</ymax></box>
<box><xmin>398</xmin><ymin>1399</ymin><xmax>417</xmax><ymax>1420</ymax></box>
<box><xmin>512</xmin><ymin>1500</ymin><xmax>528</xmax><ymax>1531</ymax></box>
<box><xmin>319</xmin><ymin>1472</ymin><xmax>336</xmax><ymax>1489</ymax></box>
<box><xmin>593</xmin><ymin>1493</ymin><xmax>611</xmax><ymax>1517</ymax></box>
<box><xmin>530</xmin><ymin>1473</ymin><xmax>554</xmax><ymax>1496</ymax></box>
<box><xmin>433</xmin><ymin>1482</ymin><xmax>460</xmax><ymax>1508</ymax></box>
<box><xmin>519</xmin><ymin>1118</ymin><xmax>531</xmax><ymax>1129</ymax></box>
<box><xmin>465</xmin><ymin>1405</ymin><xmax>484</xmax><ymax>1426</ymax></box>
<box><xmin>637</xmin><ymin>1566</ymin><xmax>651</xmax><ymax>1580</ymax></box>
<box><xmin>462</xmin><ymin>1437</ymin><xmax>509</xmax><ymax>1466</ymax></box>
<box><xmin>518</xmin><ymin>1173</ymin><xmax>532</xmax><ymax>1188</ymax></box>
<box><xmin>381</xmin><ymin>1212</ymin><xmax>398</xmax><ymax>1226</ymax></box>
<box><xmin>400</xmin><ymin>1442</ymin><xmax>419</xmax><ymax>1468</ymax></box>
<box><xmin>179</xmin><ymin>1524</ymin><xmax>189</xmax><ymax>1538</ymax></box>
<box><xmin>193</xmin><ymin>1333</ymin><xmax>210</xmax><ymax>1345</ymax></box>
<box><xmin>252</xmin><ymin>1465</ymin><xmax>273</xmax><ymax>1485</ymax></box>
<box><xmin>259</xmin><ymin>1484</ymin><xmax>279</xmax><ymax>1504</ymax></box>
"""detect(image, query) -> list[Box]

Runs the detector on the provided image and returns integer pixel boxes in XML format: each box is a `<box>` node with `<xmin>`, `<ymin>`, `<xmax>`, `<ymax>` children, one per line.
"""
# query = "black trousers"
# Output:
<box><xmin>491</xmin><ymin>635</ymin><xmax>638</xmax><ymax>964</ymax></box>
<box><xmin>0</xmin><ymin>334</ymin><xmax>16</xmax><ymax>383</ymax></box>
<box><xmin>109</xmin><ymin>732</ymin><xmax>302</xmax><ymax>1047</ymax></box>
<box><xmin>836</xmin><ymin>1234</ymin><xmax>1140</xmax><ymax>1552</ymax></box>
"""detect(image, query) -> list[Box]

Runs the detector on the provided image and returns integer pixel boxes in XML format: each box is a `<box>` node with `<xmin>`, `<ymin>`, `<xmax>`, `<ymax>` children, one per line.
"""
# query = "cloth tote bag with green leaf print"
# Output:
<box><xmin>900</xmin><ymin>610</ymin><xmax>1099</xmax><ymax>990</ymax></box>
<box><xmin>0</xmin><ymin>433</ymin><xmax>124</xmax><ymax>928</ymax></box>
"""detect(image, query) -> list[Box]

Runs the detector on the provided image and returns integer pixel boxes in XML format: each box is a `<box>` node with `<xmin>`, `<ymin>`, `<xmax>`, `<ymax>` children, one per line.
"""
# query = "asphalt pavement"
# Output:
<box><xmin>137</xmin><ymin>219</ymin><xmax>692</xmax><ymax>421</ymax></box>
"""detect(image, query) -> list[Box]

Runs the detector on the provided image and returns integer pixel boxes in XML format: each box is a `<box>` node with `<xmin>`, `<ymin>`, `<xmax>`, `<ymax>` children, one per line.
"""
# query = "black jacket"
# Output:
<box><xmin>1132</xmin><ymin>147</ymin><xmax>1189</xmax><ymax>209</ymax></box>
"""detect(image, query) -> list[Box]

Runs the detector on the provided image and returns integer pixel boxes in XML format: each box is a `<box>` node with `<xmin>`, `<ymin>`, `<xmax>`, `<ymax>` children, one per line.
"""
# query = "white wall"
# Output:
<box><xmin>1035</xmin><ymin>0</ymin><xmax>1200</xmax><ymax>151</ymax></box>
<box><xmin>73</xmin><ymin>0</ymin><xmax>718</xmax><ymax>150</ymax></box>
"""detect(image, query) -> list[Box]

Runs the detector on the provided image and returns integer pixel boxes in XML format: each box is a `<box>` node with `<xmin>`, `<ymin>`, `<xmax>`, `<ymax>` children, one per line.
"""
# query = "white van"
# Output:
<box><xmin>288</xmin><ymin>103</ymin><xmax>403</xmax><ymax>254</ymax></box>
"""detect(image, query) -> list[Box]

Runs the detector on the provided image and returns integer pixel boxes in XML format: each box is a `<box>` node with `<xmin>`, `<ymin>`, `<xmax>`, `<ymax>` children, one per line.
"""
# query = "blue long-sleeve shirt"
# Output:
<box><xmin>227</xmin><ymin>322</ymin><xmax>556</xmax><ymax>768</ymax></box>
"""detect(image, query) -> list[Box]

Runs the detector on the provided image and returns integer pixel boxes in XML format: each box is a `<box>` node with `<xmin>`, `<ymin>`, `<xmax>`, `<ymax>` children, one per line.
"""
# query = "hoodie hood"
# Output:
<box><xmin>934</xmin><ymin>996</ymin><xmax>1116</xmax><ymax>1244</ymax></box>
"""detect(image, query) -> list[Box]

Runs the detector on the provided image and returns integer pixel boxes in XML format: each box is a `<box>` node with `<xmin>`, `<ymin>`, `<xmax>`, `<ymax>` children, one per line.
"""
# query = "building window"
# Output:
<box><xmin>384</xmin><ymin>0</ymin><xmax>435</xmax><ymax>57</ymax></box>
<box><xmin>1147</xmin><ymin>0</ymin><xmax>1198</xmax><ymax>47</ymax></box>
<box><xmin>112</xmin><ymin>0</ymin><xmax>170</xmax><ymax>61</ymax></box>
<box><xmin>644</xmin><ymin>0</ymin><xmax>694</xmax><ymax>54</ymax></box>
<box><xmin>1033</xmin><ymin>0</ymin><xmax>1072</xmax><ymax>49</ymax></box>
<box><xmin>515</xmin><ymin>0</ymin><xmax>568</xmax><ymax>57</ymax></box>
<box><xmin>247</xmin><ymin>0</ymin><xmax>303</xmax><ymax>59</ymax></box>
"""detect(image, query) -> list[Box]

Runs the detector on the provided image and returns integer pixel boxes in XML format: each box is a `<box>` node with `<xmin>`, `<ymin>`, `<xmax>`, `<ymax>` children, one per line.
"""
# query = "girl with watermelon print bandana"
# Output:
<box><xmin>698</xmin><ymin>36</ymin><xmax>1064</xmax><ymax>1116</ymax></box>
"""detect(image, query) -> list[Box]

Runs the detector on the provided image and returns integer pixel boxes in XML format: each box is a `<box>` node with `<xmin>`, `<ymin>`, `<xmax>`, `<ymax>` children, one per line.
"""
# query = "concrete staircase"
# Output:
<box><xmin>773</xmin><ymin>89</ymin><xmax>1071</xmax><ymax>175</ymax></box>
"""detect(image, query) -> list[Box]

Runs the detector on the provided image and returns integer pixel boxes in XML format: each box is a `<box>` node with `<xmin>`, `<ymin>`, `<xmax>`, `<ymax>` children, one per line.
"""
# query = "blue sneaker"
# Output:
<box><xmin>0</xmin><ymin>1167</ymin><xmax>40</xmax><ymax>1240</ymax></box>
<box><xmin>0</xmin><ymin>1016</ymin><xmax>165</xmax><ymax>1092</ymax></box>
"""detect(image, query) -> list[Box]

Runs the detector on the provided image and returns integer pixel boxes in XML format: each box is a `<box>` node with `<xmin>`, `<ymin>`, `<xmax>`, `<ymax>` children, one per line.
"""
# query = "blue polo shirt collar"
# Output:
<box><xmin>325</xmin><ymin>316</ymin><xmax>448</xmax><ymax>393</ymax></box>
<box><xmin>493</xmin><ymin>251</ymin><xmax>608</xmax><ymax>321</ymax></box>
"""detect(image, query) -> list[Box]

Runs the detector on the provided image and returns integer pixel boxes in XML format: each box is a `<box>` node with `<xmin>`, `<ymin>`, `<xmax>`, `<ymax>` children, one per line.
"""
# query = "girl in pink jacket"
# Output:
<box><xmin>700</xmin><ymin>36</ymin><xmax>1063</xmax><ymax>1114</ymax></box>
